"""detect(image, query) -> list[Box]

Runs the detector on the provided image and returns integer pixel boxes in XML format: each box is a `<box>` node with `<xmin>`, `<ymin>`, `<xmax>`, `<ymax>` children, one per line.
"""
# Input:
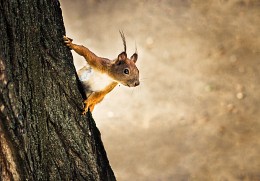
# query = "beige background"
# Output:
<box><xmin>61</xmin><ymin>0</ymin><xmax>260</xmax><ymax>180</ymax></box>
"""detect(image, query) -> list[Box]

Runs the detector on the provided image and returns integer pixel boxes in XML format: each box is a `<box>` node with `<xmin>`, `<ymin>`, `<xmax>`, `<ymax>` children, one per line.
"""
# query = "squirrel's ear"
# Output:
<box><xmin>118</xmin><ymin>52</ymin><xmax>127</xmax><ymax>61</ymax></box>
<box><xmin>130</xmin><ymin>53</ymin><xmax>138</xmax><ymax>63</ymax></box>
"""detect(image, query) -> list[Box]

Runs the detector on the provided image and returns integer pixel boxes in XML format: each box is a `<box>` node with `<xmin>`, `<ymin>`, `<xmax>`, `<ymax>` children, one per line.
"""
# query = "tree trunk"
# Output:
<box><xmin>0</xmin><ymin>0</ymin><xmax>116</xmax><ymax>180</ymax></box>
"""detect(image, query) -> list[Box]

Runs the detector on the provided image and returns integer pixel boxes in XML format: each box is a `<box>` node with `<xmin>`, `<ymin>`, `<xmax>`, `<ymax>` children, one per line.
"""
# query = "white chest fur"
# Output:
<box><xmin>78</xmin><ymin>66</ymin><xmax>114</xmax><ymax>94</ymax></box>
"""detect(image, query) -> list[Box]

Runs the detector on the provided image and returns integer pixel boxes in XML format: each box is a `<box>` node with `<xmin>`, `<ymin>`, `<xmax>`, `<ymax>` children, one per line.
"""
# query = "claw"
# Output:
<box><xmin>82</xmin><ymin>106</ymin><xmax>90</xmax><ymax>115</ymax></box>
<box><xmin>63</xmin><ymin>36</ymin><xmax>73</xmax><ymax>49</ymax></box>
<box><xmin>82</xmin><ymin>110</ymin><xmax>87</xmax><ymax>115</ymax></box>
<box><xmin>63</xmin><ymin>36</ymin><xmax>73</xmax><ymax>42</ymax></box>
<box><xmin>82</xmin><ymin>99</ymin><xmax>89</xmax><ymax>115</ymax></box>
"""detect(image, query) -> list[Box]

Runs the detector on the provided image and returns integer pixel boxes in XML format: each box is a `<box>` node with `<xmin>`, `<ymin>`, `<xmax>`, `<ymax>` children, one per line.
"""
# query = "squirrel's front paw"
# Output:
<box><xmin>63</xmin><ymin>35</ymin><xmax>73</xmax><ymax>49</ymax></box>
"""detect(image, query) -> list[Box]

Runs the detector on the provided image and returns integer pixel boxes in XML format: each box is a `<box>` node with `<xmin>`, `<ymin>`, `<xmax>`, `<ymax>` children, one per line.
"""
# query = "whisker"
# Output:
<box><xmin>140</xmin><ymin>77</ymin><xmax>150</xmax><ymax>81</ymax></box>
<box><xmin>131</xmin><ymin>88</ymin><xmax>135</xmax><ymax>96</ymax></box>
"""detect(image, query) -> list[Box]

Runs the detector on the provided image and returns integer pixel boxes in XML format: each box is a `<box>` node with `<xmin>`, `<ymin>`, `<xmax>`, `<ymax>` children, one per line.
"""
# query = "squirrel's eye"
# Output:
<box><xmin>124</xmin><ymin>68</ymin><xmax>129</xmax><ymax>75</ymax></box>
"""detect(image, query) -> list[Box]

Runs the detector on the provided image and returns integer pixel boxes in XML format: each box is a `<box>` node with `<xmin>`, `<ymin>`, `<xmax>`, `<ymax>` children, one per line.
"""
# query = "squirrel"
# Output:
<box><xmin>63</xmin><ymin>32</ymin><xmax>140</xmax><ymax>114</ymax></box>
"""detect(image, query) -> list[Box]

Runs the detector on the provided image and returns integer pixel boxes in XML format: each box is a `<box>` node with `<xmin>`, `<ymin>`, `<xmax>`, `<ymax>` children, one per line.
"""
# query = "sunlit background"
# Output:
<box><xmin>61</xmin><ymin>0</ymin><xmax>260</xmax><ymax>180</ymax></box>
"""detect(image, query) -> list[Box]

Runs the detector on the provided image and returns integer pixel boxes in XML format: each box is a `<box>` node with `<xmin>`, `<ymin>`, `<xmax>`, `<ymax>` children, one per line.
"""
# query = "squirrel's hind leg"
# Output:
<box><xmin>81</xmin><ymin>82</ymin><xmax>118</xmax><ymax>115</ymax></box>
<box><xmin>82</xmin><ymin>92</ymin><xmax>105</xmax><ymax>115</ymax></box>
<box><xmin>82</xmin><ymin>99</ymin><xmax>90</xmax><ymax>115</ymax></box>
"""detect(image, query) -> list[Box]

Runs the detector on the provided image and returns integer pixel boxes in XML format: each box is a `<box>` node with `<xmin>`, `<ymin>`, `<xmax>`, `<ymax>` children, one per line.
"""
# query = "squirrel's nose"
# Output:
<box><xmin>134</xmin><ymin>81</ymin><xmax>140</xmax><ymax>87</ymax></box>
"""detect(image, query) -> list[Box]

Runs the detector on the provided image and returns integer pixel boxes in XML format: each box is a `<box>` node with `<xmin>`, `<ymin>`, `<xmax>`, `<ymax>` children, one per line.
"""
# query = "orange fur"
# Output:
<box><xmin>82</xmin><ymin>82</ymin><xmax>118</xmax><ymax>114</ymax></box>
<box><xmin>63</xmin><ymin>35</ymin><xmax>139</xmax><ymax>114</ymax></box>
<box><xmin>65</xmin><ymin>40</ymin><xmax>110</xmax><ymax>73</ymax></box>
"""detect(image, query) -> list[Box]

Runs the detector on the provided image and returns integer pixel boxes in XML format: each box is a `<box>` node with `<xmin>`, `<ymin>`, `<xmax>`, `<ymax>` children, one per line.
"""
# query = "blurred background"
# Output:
<box><xmin>61</xmin><ymin>0</ymin><xmax>260</xmax><ymax>180</ymax></box>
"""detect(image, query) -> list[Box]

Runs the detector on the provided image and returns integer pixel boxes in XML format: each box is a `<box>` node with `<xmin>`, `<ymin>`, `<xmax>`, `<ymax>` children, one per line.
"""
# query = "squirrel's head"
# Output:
<box><xmin>109</xmin><ymin>51</ymin><xmax>139</xmax><ymax>87</ymax></box>
<box><xmin>109</xmin><ymin>31</ymin><xmax>139</xmax><ymax>87</ymax></box>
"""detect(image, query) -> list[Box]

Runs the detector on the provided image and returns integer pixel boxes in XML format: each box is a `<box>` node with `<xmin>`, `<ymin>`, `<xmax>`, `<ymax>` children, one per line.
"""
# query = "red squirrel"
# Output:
<box><xmin>63</xmin><ymin>32</ymin><xmax>140</xmax><ymax>114</ymax></box>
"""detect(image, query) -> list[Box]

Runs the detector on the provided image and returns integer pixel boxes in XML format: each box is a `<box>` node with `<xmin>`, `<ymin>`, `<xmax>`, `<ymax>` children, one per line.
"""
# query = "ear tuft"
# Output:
<box><xmin>131</xmin><ymin>53</ymin><xmax>138</xmax><ymax>63</ymax></box>
<box><xmin>119</xmin><ymin>30</ymin><xmax>127</xmax><ymax>52</ymax></box>
<box><xmin>118</xmin><ymin>52</ymin><xmax>127</xmax><ymax>61</ymax></box>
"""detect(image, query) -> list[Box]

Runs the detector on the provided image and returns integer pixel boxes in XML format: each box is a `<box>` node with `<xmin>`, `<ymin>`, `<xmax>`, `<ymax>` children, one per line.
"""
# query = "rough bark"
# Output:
<box><xmin>0</xmin><ymin>0</ymin><xmax>116</xmax><ymax>180</ymax></box>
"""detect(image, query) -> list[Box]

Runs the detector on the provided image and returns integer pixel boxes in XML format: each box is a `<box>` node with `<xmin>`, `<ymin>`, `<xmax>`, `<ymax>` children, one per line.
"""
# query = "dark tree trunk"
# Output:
<box><xmin>0</xmin><ymin>0</ymin><xmax>115</xmax><ymax>180</ymax></box>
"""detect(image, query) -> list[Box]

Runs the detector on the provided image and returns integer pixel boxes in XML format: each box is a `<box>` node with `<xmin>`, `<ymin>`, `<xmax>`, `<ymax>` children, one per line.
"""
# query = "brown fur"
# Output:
<box><xmin>63</xmin><ymin>34</ymin><xmax>139</xmax><ymax>114</ymax></box>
